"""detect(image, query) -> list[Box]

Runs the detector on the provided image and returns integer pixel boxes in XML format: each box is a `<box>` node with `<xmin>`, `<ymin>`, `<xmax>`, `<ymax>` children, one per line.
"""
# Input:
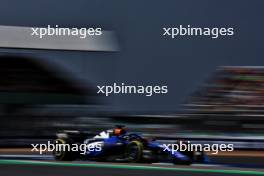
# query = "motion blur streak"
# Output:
<box><xmin>0</xmin><ymin>25</ymin><xmax>119</xmax><ymax>51</ymax></box>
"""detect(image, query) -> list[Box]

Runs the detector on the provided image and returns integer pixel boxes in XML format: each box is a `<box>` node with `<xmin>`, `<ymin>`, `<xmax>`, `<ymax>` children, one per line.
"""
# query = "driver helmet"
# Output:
<box><xmin>113</xmin><ymin>125</ymin><xmax>126</xmax><ymax>136</ymax></box>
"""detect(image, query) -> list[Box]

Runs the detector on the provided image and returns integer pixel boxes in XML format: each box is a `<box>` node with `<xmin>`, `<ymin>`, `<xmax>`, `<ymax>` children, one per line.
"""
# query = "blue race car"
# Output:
<box><xmin>53</xmin><ymin>126</ymin><xmax>208</xmax><ymax>165</ymax></box>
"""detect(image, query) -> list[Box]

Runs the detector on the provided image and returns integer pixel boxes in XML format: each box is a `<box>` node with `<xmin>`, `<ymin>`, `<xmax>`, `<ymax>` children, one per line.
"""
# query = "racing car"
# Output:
<box><xmin>53</xmin><ymin>126</ymin><xmax>208</xmax><ymax>165</ymax></box>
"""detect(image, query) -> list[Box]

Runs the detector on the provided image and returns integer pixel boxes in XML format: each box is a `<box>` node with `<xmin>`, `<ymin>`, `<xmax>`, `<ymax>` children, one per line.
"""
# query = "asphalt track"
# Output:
<box><xmin>0</xmin><ymin>152</ymin><xmax>264</xmax><ymax>176</ymax></box>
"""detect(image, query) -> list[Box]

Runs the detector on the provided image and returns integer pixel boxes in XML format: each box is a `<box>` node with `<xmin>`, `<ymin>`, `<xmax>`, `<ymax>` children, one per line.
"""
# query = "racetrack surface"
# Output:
<box><xmin>1</xmin><ymin>159</ymin><xmax>264</xmax><ymax>176</ymax></box>
<box><xmin>0</xmin><ymin>150</ymin><xmax>264</xmax><ymax>176</ymax></box>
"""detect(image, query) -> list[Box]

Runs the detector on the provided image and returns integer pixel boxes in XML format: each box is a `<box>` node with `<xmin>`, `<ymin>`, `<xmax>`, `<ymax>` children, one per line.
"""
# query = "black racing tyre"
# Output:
<box><xmin>125</xmin><ymin>141</ymin><xmax>143</xmax><ymax>163</ymax></box>
<box><xmin>53</xmin><ymin>138</ymin><xmax>77</xmax><ymax>161</ymax></box>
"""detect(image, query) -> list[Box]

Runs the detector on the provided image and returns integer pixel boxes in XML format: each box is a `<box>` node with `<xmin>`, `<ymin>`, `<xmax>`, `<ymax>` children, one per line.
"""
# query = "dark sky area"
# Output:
<box><xmin>0</xmin><ymin>0</ymin><xmax>263</xmax><ymax>112</ymax></box>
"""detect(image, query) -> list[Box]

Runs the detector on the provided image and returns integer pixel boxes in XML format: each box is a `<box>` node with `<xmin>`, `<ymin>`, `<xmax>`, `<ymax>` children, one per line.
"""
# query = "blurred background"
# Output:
<box><xmin>0</xmin><ymin>55</ymin><xmax>264</xmax><ymax>151</ymax></box>
<box><xmin>0</xmin><ymin>0</ymin><xmax>264</xmax><ymax>153</ymax></box>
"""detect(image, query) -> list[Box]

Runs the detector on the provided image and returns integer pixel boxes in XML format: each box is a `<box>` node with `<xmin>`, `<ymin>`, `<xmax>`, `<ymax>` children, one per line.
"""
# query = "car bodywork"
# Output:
<box><xmin>53</xmin><ymin>128</ymin><xmax>208</xmax><ymax>165</ymax></box>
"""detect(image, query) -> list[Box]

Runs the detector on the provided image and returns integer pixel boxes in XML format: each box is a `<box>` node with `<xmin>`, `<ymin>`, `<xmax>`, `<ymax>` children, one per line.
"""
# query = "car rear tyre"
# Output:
<box><xmin>53</xmin><ymin>138</ymin><xmax>77</xmax><ymax>161</ymax></box>
<box><xmin>125</xmin><ymin>141</ymin><xmax>143</xmax><ymax>163</ymax></box>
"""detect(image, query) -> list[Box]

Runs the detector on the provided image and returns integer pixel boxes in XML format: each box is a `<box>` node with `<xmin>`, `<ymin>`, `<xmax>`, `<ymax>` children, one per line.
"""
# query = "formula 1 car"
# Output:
<box><xmin>53</xmin><ymin>126</ymin><xmax>208</xmax><ymax>165</ymax></box>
